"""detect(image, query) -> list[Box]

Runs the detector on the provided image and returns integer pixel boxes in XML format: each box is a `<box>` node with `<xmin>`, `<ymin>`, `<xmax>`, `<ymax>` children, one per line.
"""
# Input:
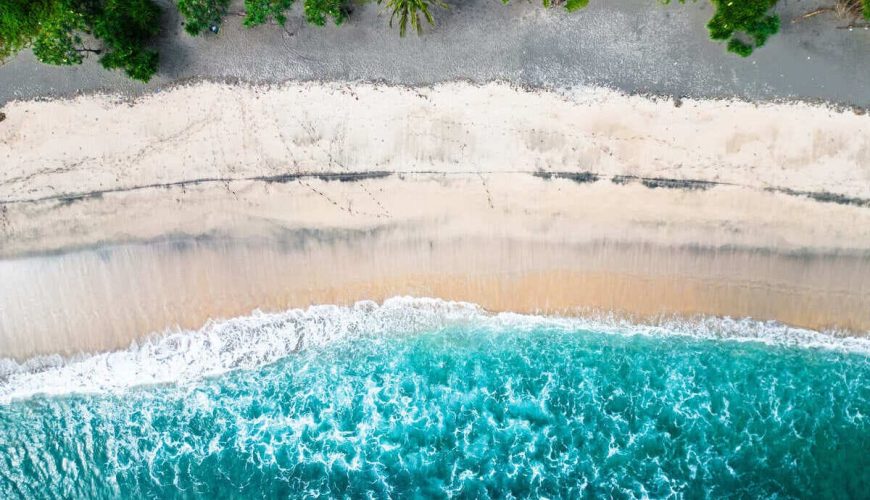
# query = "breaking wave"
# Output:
<box><xmin>1</xmin><ymin>297</ymin><xmax>868</xmax><ymax>498</ymax></box>
<box><xmin>1</xmin><ymin>297</ymin><xmax>868</xmax><ymax>403</ymax></box>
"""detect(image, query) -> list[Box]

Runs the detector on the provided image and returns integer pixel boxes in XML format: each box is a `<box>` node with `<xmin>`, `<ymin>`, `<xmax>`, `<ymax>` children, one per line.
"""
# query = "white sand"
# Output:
<box><xmin>2</xmin><ymin>82</ymin><xmax>868</xmax><ymax>202</ymax></box>
<box><xmin>0</xmin><ymin>82</ymin><xmax>868</xmax><ymax>358</ymax></box>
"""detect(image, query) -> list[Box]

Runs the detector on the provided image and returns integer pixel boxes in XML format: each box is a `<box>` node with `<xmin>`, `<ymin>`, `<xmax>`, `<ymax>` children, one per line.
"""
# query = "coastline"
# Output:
<box><xmin>1</xmin><ymin>81</ymin><xmax>869</xmax><ymax>358</ymax></box>
<box><xmin>3</xmin><ymin>0</ymin><xmax>870</xmax><ymax>495</ymax></box>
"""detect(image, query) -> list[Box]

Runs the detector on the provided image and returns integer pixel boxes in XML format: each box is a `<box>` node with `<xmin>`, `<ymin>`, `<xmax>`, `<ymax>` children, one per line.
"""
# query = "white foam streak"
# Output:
<box><xmin>1</xmin><ymin>297</ymin><xmax>867</xmax><ymax>403</ymax></box>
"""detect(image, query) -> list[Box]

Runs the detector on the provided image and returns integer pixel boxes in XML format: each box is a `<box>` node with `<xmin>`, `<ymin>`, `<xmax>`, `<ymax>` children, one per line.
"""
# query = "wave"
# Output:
<box><xmin>1</xmin><ymin>297</ymin><xmax>868</xmax><ymax>403</ymax></box>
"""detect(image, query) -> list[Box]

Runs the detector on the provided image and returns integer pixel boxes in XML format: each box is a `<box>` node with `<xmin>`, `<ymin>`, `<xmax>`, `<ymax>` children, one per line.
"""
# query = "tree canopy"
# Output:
<box><xmin>177</xmin><ymin>0</ymin><xmax>230</xmax><ymax>35</ymax></box>
<box><xmin>707</xmin><ymin>0</ymin><xmax>780</xmax><ymax>57</ymax></box>
<box><xmin>664</xmin><ymin>0</ymin><xmax>781</xmax><ymax>57</ymax></box>
<box><xmin>0</xmin><ymin>0</ymin><xmax>161</xmax><ymax>81</ymax></box>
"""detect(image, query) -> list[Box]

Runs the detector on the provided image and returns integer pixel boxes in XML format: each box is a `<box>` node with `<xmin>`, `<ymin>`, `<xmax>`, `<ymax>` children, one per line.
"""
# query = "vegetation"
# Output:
<box><xmin>378</xmin><ymin>0</ymin><xmax>447</xmax><ymax>36</ymax></box>
<box><xmin>243</xmin><ymin>0</ymin><xmax>296</xmax><ymax>25</ymax></box>
<box><xmin>707</xmin><ymin>0</ymin><xmax>780</xmax><ymax>57</ymax></box>
<box><xmin>303</xmin><ymin>0</ymin><xmax>350</xmax><ymax>26</ymax></box>
<box><xmin>242</xmin><ymin>0</ymin><xmax>348</xmax><ymax>27</ymax></box>
<box><xmin>795</xmin><ymin>0</ymin><xmax>870</xmax><ymax>24</ymax></box>
<box><xmin>0</xmin><ymin>0</ymin><xmax>161</xmax><ymax>81</ymax></box>
<box><xmin>665</xmin><ymin>0</ymin><xmax>780</xmax><ymax>57</ymax></box>
<box><xmin>3</xmin><ymin>0</ymin><xmax>866</xmax><ymax>82</ymax></box>
<box><xmin>501</xmin><ymin>0</ymin><xmax>590</xmax><ymax>13</ymax></box>
<box><xmin>177</xmin><ymin>0</ymin><xmax>230</xmax><ymax>35</ymax></box>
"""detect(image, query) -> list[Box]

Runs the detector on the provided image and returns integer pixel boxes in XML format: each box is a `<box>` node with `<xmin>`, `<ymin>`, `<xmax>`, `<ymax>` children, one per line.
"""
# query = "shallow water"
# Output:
<box><xmin>1</xmin><ymin>299</ymin><xmax>868</xmax><ymax>498</ymax></box>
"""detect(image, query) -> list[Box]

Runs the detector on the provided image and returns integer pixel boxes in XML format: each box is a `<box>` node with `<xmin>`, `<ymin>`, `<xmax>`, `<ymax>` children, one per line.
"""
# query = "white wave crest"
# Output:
<box><xmin>1</xmin><ymin>297</ymin><xmax>868</xmax><ymax>403</ymax></box>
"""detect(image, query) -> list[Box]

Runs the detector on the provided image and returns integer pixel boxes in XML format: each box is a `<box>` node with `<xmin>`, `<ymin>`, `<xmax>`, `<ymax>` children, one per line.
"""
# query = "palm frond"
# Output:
<box><xmin>379</xmin><ymin>0</ymin><xmax>448</xmax><ymax>36</ymax></box>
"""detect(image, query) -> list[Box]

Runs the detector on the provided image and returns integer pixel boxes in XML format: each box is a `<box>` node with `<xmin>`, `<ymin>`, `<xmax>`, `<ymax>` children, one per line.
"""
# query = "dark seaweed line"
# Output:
<box><xmin>0</xmin><ymin>169</ymin><xmax>548</xmax><ymax>206</ymax></box>
<box><xmin>0</xmin><ymin>171</ymin><xmax>395</xmax><ymax>206</ymax></box>
<box><xmin>1</xmin><ymin>170</ymin><xmax>868</xmax><ymax>209</ymax></box>
<box><xmin>765</xmin><ymin>188</ymin><xmax>870</xmax><ymax>208</ymax></box>
<box><xmin>536</xmin><ymin>171</ymin><xmax>870</xmax><ymax>207</ymax></box>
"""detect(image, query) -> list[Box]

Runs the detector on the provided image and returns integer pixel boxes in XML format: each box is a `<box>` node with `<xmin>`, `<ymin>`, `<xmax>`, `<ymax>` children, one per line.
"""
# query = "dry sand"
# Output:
<box><xmin>1</xmin><ymin>82</ymin><xmax>869</xmax><ymax>358</ymax></box>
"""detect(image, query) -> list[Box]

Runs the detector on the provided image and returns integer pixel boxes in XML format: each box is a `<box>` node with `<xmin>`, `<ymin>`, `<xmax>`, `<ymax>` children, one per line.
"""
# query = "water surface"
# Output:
<box><xmin>1</xmin><ymin>300</ymin><xmax>868</xmax><ymax>498</ymax></box>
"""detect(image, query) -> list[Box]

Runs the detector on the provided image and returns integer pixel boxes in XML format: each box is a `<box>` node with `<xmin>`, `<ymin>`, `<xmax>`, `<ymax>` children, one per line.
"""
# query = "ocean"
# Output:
<box><xmin>1</xmin><ymin>298</ymin><xmax>868</xmax><ymax>498</ymax></box>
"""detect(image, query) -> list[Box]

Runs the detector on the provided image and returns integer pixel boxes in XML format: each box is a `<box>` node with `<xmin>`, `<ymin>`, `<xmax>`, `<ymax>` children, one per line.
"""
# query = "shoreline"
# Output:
<box><xmin>1</xmin><ymin>81</ymin><xmax>869</xmax><ymax>358</ymax></box>
<box><xmin>2</xmin><ymin>231</ymin><xmax>869</xmax><ymax>360</ymax></box>
<box><xmin>4</xmin><ymin>296</ymin><xmax>870</xmax><ymax>405</ymax></box>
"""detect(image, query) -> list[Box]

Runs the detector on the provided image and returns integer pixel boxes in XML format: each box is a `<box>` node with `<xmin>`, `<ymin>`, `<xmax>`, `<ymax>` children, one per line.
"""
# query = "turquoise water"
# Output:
<box><xmin>1</xmin><ymin>307</ymin><xmax>869</xmax><ymax>498</ymax></box>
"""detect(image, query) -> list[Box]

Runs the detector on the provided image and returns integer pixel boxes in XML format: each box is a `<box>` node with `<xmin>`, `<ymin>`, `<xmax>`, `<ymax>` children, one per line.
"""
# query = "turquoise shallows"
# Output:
<box><xmin>1</xmin><ymin>324</ymin><xmax>868</xmax><ymax>498</ymax></box>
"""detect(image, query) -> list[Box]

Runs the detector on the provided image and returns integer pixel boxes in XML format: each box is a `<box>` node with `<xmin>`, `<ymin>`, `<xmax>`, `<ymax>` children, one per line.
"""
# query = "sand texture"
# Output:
<box><xmin>1</xmin><ymin>82</ymin><xmax>869</xmax><ymax>358</ymax></box>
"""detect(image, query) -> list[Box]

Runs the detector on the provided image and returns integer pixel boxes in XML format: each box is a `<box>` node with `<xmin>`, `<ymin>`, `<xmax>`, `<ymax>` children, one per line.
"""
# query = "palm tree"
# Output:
<box><xmin>377</xmin><ymin>0</ymin><xmax>448</xmax><ymax>37</ymax></box>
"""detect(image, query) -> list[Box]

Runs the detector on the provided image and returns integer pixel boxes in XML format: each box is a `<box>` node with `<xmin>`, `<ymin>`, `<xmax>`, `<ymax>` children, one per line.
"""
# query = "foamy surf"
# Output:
<box><xmin>1</xmin><ymin>297</ymin><xmax>868</xmax><ymax>404</ymax></box>
<box><xmin>1</xmin><ymin>299</ymin><xmax>868</xmax><ymax>498</ymax></box>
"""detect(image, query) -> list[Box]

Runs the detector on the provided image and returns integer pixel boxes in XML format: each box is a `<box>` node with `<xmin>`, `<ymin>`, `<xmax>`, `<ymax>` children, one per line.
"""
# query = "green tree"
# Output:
<box><xmin>707</xmin><ymin>0</ymin><xmax>779</xmax><ymax>56</ymax></box>
<box><xmin>31</xmin><ymin>2</ymin><xmax>87</xmax><ymax>65</ymax></box>
<box><xmin>177</xmin><ymin>0</ymin><xmax>230</xmax><ymax>35</ymax></box>
<box><xmin>89</xmin><ymin>0</ymin><xmax>161</xmax><ymax>80</ymax></box>
<box><xmin>664</xmin><ymin>0</ymin><xmax>781</xmax><ymax>56</ymax></box>
<box><xmin>0</xmin><ymin>0</ymin><xmax>50</xmax><ymax>60</ymax></box>
<box><xmin>0</xmin><ymin>0</ymin><xmax>161</xmax><ymax>82</ymax></box>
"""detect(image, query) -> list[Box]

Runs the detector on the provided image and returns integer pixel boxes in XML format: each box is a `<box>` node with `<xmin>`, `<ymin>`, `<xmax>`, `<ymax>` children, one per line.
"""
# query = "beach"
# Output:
<box><xmin>1</xmin><ymin>81</ymin><xmax>868</xmax><ymax>359</ymax></box>
<box><xmin>2</xmin><ymin>1</ymin><xmax>870</xmax><ymax>495</ymax></box>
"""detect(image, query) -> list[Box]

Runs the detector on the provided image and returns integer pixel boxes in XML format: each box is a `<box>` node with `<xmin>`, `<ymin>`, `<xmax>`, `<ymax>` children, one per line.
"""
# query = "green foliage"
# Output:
<box><xmin>89</xmin><ymin>0</ymin><xmax>162</xmax><ymax>80</ymax></box>
<box><xmin>378</xmin><ymin>0</ymin><xmax>448</xmax><ymax>36</ymax></box>
<box><xmin>564</xmin><ymin>0</ymin><xmax>590</xmax><ymax>11</ymax></box>
<box><xmin>304</xmin><ymin>0</ymin><xmax>349</xmax><ymax>26</ymax></box>
<box><xmin>177</xmin><ymin>0</ymin><xmax>230</xmax><ymax>35</ymax></box>
<box><xmin>243</xmin><ymin>0</ymin><xmax>295</xmax><ymax>25</ymax></box>
<box><xmin>664</xmin><ymin>0</ymin><xmax>780</xmax><ymax>56</ymax></box>
<box><xmin>863</xmin><ymin>0</ymin><xmax>870</xmax><ymax>20</ymax></box>
<box><xmin>242</xmin><ymin>0</ymin><xmax>349</xmax><ymax>27</ymax></box>
<box><xmin>0</xmin><ymin>0</ymin><xmax>49</xmax><ymax>60</ymax></box>
<box><xmin>707</xmin><ymin>0</ymin><xmax>779</xmax><ymax>57</ymax></box>
<box><xmin>726</xmin><ymin>38</ymin><xmax>753</xmax><ymax>57</ymax></box>
<box><xmin>31</xmin><ymin>2</ymin><xmax>86</xmax><ymax>65</ymax></box>
<box><xmin>0</xmin><ymin>0</ymin><xmax>160</xmax><ymax>81</ymax></box>
<box><xmin>501</xmin><ymin>0</ymin><xmax>590</xmax><ymax>13</ymax></box>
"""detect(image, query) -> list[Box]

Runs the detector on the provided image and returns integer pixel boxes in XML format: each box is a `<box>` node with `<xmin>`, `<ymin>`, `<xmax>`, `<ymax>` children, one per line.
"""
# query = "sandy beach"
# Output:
<box><xmin>3</xmin><ymin>0</ymin><xmax>870</xmax><ymax>495</ymax></box>
<box><xmin>0</xmin><ymin>81</ymin><xmax>868</xmax><ymax>359</ymax></box>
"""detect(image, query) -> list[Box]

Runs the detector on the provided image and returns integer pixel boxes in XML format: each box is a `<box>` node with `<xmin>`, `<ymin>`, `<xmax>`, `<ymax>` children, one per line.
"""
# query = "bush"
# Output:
<box><xmin>707</xmin><ymin>0</ymin><xmax>780</xmax><ymax>56</ymax></box>
<box><xmin>243</xmin><ymin>0</ymin><xmax>295</xmax><ymax>26</ymax></box>
<box><xmin>304</xmin><ymin>0</ymin><xmax>349</xmax><ymax>26</ymax></box>
<box><xmin>241</xmin><ymin>0</ymin><xmax>349</xmax><ymax>27</ymax></box>
<box><xmin>663</xmin><ymin>0</ymin><xmax>780</xmax><ymax>56</ymax></box>
<box><xmin>177</xmin><ymin>0</ymin><xmax>230</xmax><ymax>35</ymax></box>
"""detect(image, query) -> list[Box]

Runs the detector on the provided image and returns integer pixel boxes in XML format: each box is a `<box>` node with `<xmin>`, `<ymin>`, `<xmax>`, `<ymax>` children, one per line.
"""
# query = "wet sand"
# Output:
<box><xmin>2</xmin><ymin>232</ymin><xmax>869</xmax><ymax>359</ymax></box>
<box><xmin>1</xmin><ymin>82</ymin><xmax>869</xmax><ymax>359</ymax></box>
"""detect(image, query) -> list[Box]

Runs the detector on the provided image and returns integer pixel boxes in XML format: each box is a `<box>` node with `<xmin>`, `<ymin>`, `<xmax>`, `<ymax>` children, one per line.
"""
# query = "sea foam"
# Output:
<box><xmin>1</xmin><ymin>297</ymin><xmax>868</xmax><ymax>403</ymax></box>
